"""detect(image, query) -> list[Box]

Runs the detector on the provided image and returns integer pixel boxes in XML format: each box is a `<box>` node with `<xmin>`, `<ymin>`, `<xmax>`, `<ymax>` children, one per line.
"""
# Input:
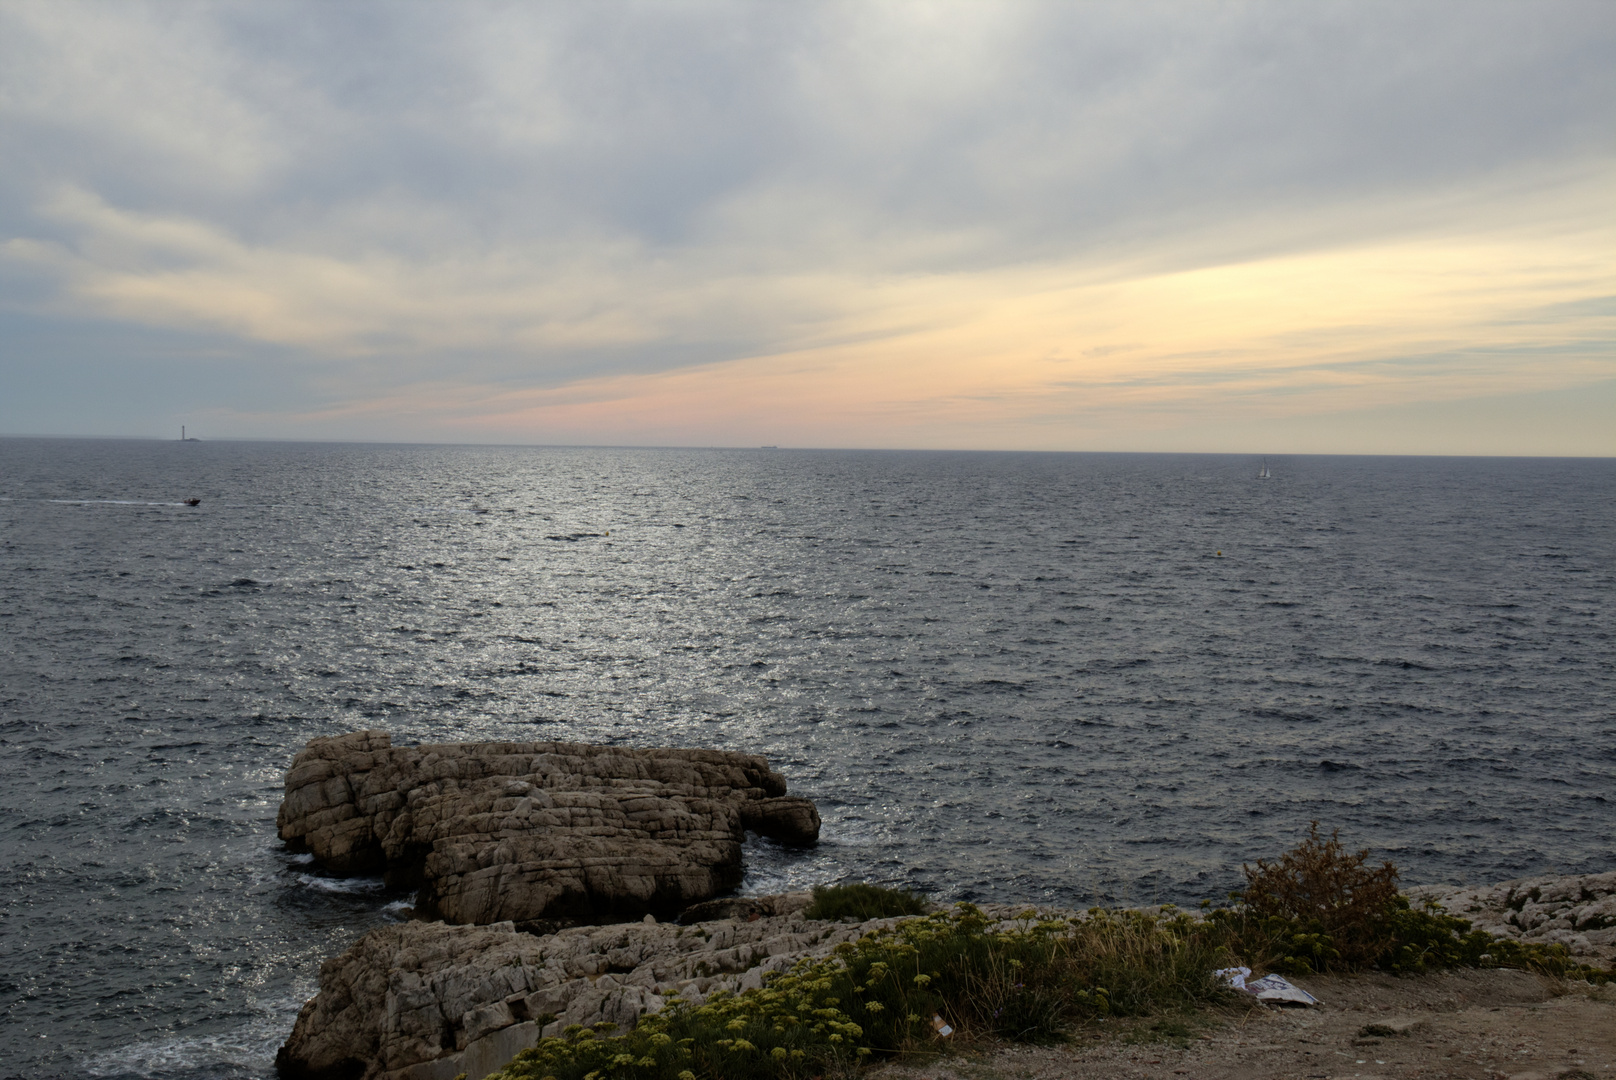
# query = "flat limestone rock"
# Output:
<box><xmin>276</xmin><ymin>895</ymin><xmax>891</xmax><ymax>1080</ymax></box>
<box><xmin>1408</xmin><ymin>869</ymin><xmax>1616</xmax><ymax>963</ymax></box>
<box><xmin>276</xmin><ymin>732</ymin><xmax>820</xmax><ymax>926</ymax></box>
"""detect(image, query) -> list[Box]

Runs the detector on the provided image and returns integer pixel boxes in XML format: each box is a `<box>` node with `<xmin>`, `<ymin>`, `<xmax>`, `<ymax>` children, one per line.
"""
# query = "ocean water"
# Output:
<box><xmin>1</xmin><ymin>438</ymin><xmax>1611</xmax><ymax>1078</ymax></box>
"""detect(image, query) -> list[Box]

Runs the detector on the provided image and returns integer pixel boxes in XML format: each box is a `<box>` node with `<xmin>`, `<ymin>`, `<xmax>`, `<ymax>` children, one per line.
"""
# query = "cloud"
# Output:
<box><xmin>179</xmin><ymin>171</ymin><xmax>1613</xmax><ymax>451</ymax></box>
<box><xmin>1</xmin><ymin>0</ymin><xmax>1612</xmax><ymax>450</ymax></box>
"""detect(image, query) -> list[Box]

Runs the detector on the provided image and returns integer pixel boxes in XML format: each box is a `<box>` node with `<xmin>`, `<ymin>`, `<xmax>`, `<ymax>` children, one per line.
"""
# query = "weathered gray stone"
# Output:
<box><xmin>1408</xmin><ymin>870</ymin><xmax>1616</xmax><ymax>963</ymax></box>
<box><xmin>276</xmin><ymin>896</ymin><xmax>883</xmax><ymax>1080</ymax></box>
<box><xmin>276</xmin><ymin>731</ymin><xmax>820</xmax><ymax>926</ymax></box>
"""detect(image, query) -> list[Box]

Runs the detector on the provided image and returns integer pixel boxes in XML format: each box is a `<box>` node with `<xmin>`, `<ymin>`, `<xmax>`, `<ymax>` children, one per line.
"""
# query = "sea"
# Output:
<box><xmin>1</xmin><ymin>438</ymin><xmax>1611</xmax><ymax>1079</ymax></box>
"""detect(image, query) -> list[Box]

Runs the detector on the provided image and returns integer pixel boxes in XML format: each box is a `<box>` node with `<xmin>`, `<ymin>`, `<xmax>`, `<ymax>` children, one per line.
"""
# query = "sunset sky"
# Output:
<box><xmin>2</xmin><ymin>1</ymin><xmax>1612</xmax><ymax>454</ymax></box>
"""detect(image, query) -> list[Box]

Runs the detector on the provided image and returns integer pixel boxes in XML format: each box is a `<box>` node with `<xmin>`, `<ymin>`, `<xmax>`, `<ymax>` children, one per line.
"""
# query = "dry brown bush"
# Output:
<box><xmin>1241</xmin><ymin>821</ymin><xmax>1400</xmax><ymax>968</ymax></box>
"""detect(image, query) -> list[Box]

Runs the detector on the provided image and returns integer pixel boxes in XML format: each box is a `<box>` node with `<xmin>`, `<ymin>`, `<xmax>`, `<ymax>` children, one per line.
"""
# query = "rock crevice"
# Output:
<box><xmin>1408</xmin><ymin>869</ymin><xmax>1616</xmax><ymax>962</ymax></box>
<box><xmin>275</xmin><ymin>895</ymin><xmax>909</xmax><ymax>1080</ymax></box>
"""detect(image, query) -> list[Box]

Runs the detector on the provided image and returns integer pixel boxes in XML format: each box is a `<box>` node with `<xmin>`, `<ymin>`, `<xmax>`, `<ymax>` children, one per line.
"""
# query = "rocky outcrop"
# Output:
<box><xmin>275</xmin><ymin>896</ymin><xmax>897</xmax><ymax>1080</ymax></box>
<box><xmin>277</xmin><ymin>732</ymin><xmax>820</xmax><ymax>926</ymax></box>
<box><xmin>1409</xmin><ymin>870</ymin><xmax>1616</xmax><ymax>963</ymax></box>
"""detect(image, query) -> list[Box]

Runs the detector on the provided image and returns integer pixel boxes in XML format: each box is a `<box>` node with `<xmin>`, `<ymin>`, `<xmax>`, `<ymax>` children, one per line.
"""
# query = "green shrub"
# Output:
<box><xmin>1237</xmin><ymin>822</ymin><xmax>1399</xmax><ymax>969</ymax></box>
<box><xmin>803</xmin><ymin>882</ymin><xmax>929</xmax><ymax>922</ymax></box>
<box><xmin>1214</xmin><ymin>825</ymin><xmax>1613</xmax><ymax>982</ymax></box>
<box><xmin>1378</xmin><ymin>896</ymin><xmax>1610</xmax><ymax>981</ymax></box>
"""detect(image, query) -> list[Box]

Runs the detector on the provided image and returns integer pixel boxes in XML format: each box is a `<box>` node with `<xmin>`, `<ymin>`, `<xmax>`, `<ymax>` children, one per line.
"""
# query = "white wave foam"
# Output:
<box><xmin>739</xmin><ymin>833</ymin><xmax>830</xmax><ymax>896</ymax></box>
<box><xmin>81</xmin><ymin>989</ymin><xmax>308</xmax><ymax>1078</ymax></box>
<box><xmin>48</xmin><ymin>499</ymin><xmax>191</xmax><ymax>507</ymax></box>
<box><xmin>816</xmin><ymin>818</ymin><xmax>886</xmax><ymax>846</ymax></box>
<box><xmin>295</xmin><ymin>873</ymin><xmax>385</xmax><ymax>893</ymax></box>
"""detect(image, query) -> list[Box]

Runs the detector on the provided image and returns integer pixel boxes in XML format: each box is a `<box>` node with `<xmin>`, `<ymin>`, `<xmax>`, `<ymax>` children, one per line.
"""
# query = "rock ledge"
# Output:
<box><xmin>1409</xmin><ymin>869</ymin><xmax>1616</xmax><ymax>963</ymax></box>
<box><xmin>276</xmin><ymin>895</ymin><xmax>889</xmax><ymax>1080</ymax></box>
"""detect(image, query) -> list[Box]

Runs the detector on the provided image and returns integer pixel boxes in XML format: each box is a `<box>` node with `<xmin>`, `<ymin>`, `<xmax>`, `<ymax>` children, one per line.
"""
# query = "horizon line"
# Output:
<box><xmin>1</xmin><ymin>433</ymin><xmax>1611</xmax><ymax>461</ymax></box>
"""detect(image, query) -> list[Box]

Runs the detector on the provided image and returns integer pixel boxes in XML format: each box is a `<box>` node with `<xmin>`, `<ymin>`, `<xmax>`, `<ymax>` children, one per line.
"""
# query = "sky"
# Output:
<box><xmin>1</xmin><ymin>0</ymin><xmax>1612</xmax><ymax>454</ymax></box>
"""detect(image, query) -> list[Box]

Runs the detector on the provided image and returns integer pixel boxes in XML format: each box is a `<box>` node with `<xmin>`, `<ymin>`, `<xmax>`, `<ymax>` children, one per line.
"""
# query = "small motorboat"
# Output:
<box><xmin>183</xmin><ymin>498</ymin><xmax>201</xmax><ymax>506</ymax></box>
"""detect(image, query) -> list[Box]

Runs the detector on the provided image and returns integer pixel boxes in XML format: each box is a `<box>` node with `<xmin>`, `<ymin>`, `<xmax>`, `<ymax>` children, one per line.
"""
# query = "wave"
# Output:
<box><xmin>81</xmin><ymin>988</ymin><xmax>309</xmax><ymax>1080</ymax></box>
<box><xmin>294</xmin><ymin>873</ymin><xmax>386</xmax><ymax>894</ymax></box>
<box><xmin>47</xmin><ymin>499</ymin><xmax>194</xmax><ymax>507</ymax></box>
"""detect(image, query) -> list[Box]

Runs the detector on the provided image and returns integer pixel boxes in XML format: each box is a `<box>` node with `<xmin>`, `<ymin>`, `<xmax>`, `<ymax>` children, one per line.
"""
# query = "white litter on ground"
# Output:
<box><xmin>1215</xmin><ymin>966</ymin><xmax>1320</xmax><ymax>1006</ymax></box>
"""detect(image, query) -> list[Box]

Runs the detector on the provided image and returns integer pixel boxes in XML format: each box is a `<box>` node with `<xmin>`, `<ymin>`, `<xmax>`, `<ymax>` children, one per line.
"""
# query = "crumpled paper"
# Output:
<box><xmin>1214</xmin><ymin>966</ymin><xmax>1320</xmax><ymax>1007</ymax></box>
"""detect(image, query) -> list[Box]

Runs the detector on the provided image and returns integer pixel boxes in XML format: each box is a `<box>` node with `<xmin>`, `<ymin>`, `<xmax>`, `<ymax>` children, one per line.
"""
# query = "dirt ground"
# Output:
<box><xmin>868</xmin><ymin>968</ymin><xmax>1615</xmax><ymax>1080</ymax></box>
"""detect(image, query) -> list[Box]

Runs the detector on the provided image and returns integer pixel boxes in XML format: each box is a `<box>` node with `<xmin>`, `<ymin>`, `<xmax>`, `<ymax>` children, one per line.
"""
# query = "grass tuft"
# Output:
<box><xmin>804</xmin><ymin>883</ymin><xmax>930</xmax><ymax>922</ymax></box>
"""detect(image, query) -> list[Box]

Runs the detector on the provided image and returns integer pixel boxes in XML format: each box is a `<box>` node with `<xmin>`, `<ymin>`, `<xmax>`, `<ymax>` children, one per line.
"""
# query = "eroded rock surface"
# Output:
<box><xmin>1409</xmin><ymin>869</ymin><xmax>1616</xmax><ymax>962</ymax></box>
<box><xmin>276</xmin><ymin>896</ymin><xmax>896</xmax><ymax>1080</ymax></box>
<box><xmin>277</xmin><ymin>731</ymin><xmax>819</xmax><ymax>926</ymax></box>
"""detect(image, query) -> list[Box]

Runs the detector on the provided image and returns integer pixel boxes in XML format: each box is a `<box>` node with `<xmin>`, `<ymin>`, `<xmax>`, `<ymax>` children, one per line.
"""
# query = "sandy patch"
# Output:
<box><xmin>870</xmin><ymin>968</ymin><xmax>1614</xmax><ymax>1080</ymax></box>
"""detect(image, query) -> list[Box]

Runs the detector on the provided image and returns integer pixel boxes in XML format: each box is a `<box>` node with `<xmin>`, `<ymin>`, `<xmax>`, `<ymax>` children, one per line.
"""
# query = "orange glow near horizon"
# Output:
<box><xmin>417</xmin><ymin>222</ymin><xmax>1616</xmax><ymax>450</ymax></box>
<box><xmin>9</xmin><ymin>175</ymin><xmax>1613</xmax><ymax>454</ymax></box>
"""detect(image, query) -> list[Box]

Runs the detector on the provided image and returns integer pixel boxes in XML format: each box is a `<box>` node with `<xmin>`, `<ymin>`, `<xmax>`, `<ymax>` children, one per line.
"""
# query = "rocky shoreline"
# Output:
<box><xmin>275</xmin><ymin>731</ymin><xmax>834</xmax><ymax>1080</ymax></box>
<box><xmin>279</xmin><ymin>893</ymin><xmax>837</xmax><ymax>1080</ymax></box>
<box><xmin>272</xmin><ymin>733</ymin><xmax>1615</xmax><ymax>1080</ymax></box>
<box><xmin>1409</xmin><ymin>872</ymin><xmax>1616</xmax><ymax>964</ymax></box>
<box><xmin>276</xmin><ymin>873</ymin><xmax>1616</xmax><ymax>1080</ymax></box>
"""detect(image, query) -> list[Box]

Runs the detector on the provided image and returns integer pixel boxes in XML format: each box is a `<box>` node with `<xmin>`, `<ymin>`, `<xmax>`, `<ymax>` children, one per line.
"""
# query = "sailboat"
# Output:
<box><xmin>1257</xmin><ymin>458</ymin><xmax>1271</xmax><ymax>479</ymax></box>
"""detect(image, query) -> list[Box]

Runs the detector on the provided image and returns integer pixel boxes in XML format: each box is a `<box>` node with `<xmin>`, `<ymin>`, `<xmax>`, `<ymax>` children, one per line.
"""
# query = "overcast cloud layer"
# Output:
<box><xmin>2</xmin><ymin>0</ymin><xmax>1612</xmax><ymax>452</ymax></box>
